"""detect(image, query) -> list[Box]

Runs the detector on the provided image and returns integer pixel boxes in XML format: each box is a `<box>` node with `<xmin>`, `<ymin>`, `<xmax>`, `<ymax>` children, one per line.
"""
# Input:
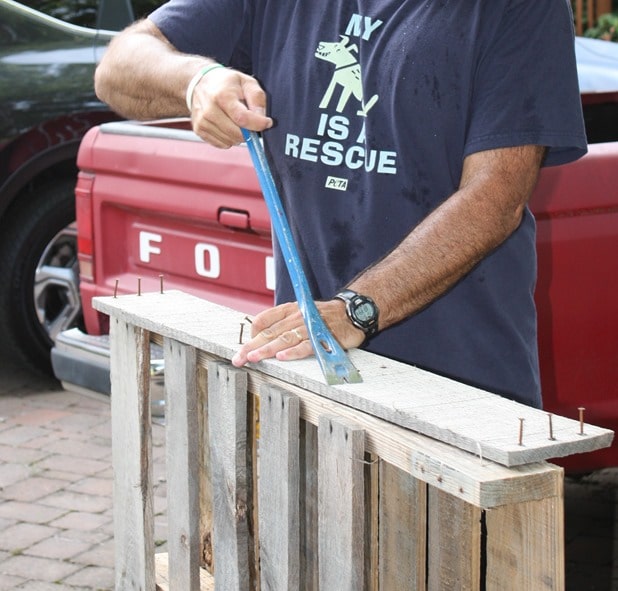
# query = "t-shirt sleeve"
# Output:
<box><xmin>148</xmin><ymin>0</ymin><xmax>253</xmax><ymax>73</ymax></box>
<box><xmin>464</xmin><ymin>0</ymin><xmax>587</xmax><ymax>167</ymax></box>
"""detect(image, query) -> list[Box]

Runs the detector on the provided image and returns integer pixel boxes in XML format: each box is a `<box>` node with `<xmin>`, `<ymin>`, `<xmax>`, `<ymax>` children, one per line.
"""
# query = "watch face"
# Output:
<box><xmin>336</xmin><ymin>290</ymin><xmax>378</xmax><ymax>336</ymax></box>
<box><xmin>354</xmin><ymin>300</ymin><xmax>376</xmax><ymax>323</ymax></box>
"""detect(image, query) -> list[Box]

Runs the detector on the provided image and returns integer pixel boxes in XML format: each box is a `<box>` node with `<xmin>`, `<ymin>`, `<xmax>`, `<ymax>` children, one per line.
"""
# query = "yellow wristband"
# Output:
<box><xmin>185</xmin><ymin>63</ymin><xmax>225</xmax><ymax>112</ymax></box>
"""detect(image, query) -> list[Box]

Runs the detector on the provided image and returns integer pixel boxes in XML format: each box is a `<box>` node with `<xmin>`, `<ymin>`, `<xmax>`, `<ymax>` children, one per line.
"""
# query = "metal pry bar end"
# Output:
<box><xmin>309</xmin><ymin>325</ymin><xmax>364</xmax><ymax>384</ymax></box>
<box><xmin>324</xmin><ymin>369</ymin><xmax>362</xmax><ymax>385</ymax></box>
<box><xmin>323</xmin><ymin>361</ymin><xmax>363</xmax><ymax>385</ymax></box>
<box><xmin>341</xmin><ymin>367</ymin><xmax>363</xmax><ymax>384</ymax></box>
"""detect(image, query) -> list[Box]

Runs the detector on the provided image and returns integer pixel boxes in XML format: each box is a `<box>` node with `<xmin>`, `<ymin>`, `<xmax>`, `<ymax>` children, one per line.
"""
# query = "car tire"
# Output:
<box><xmin>0</xmin><ymin>177</ymin><xmax>82</xmax><ymax>375</ymax></box>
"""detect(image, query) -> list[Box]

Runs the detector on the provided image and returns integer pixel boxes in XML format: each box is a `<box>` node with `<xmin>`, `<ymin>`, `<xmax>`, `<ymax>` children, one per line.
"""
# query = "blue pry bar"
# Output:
<box><xmin>241</xmin><ymin>128</ymin><xmax>362</xmax><ymax>385</ymax></box>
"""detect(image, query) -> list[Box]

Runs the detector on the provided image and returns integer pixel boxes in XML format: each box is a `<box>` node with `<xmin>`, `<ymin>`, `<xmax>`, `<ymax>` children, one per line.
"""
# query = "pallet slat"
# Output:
<box><xmin>427</xmin><ymin>488</ymin><xmax>481</xmax><ymax>591</ymax></box>
<box><xmin>164</xmin><ymin>338</ymin><xmax>201</xmax><ymax>590</ymax></box>
<box><xmin>207</xmin><ymin>362</ymin><xmax>251</xmax><ymax>590</ymax></box>
<box><xmin>110</xmin><ymin>319</ymin><xmax>155</xmax><ymax>591</ymax></box>
<box><xmin>485</xmin><ymin>486</ymin><xmax>565</xmax><ymax>591</ymax></box>
<box><xmin>378</xmin><ymin>462</ymin><xmax>426</xmax><ymax>590</ymax></box>
<box><xmin>318</xmin><ymin>416</ymin><xmax>365</xmax><ymax>591</ymax></box>
<box><xmin>258</xmin><ymin>386</ymin><xmax>301</xmax><ymax>590</ymax></box>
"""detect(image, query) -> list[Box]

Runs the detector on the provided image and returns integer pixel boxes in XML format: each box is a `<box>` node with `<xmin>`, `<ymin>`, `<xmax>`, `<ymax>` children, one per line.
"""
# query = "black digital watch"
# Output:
<box><xmin>334</xmin><ymin>289</ymin><xmax>379</xmax><ymax>339</ymax></box>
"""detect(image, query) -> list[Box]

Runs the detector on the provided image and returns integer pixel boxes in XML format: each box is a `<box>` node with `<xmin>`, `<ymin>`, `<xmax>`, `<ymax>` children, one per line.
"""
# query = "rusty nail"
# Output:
<box><xmin>239</xmin><ymin>322</ymin><xmax>245</xmax><ymax>344</ymax></box>
<box><xmin>137</xmin><ymin>277</ymin><xmax>141</xmax><ymax>296</ymax></box>
<box><xmin>518</xmin><ymin>418</ymin><xmax>525</xmax><ymax>446</ymax></box>
<box><xmin>159</xmin><ymin>274</ymin><xmax>164</xmax><ymax>294</ymax></box>
<box><xmin>114</xmin><ymin>279</ymin><xmax>119</xmax><ymax>298</ymax></box>
<box><xmin>578</xmin><ymin>407</ymin><xmax>586</xmax><ymax>436</ymax></box>
<box><xmin>548</xmin><ymin>413</ymin><xmax>556</xmax><ymax>441</ymax></box>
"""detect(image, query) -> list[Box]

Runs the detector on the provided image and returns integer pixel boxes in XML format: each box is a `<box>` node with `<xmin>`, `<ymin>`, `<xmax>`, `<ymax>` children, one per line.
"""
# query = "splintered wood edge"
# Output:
<box><xmin>94</xmin><ymin>291</ymin><xmax>614</xmax><ymax>469</ymax></box>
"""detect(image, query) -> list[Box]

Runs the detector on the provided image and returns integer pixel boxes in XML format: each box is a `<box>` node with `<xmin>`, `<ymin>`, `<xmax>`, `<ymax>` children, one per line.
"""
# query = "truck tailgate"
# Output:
<box><xmin>77</xmin><ymin>121</ymin><xmax>274</xmax><ymax>334</ymax></box>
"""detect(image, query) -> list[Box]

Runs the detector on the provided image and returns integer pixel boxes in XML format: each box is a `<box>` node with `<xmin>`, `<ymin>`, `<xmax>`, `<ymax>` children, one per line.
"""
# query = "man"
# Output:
<box><xmin>95</xmin><ymin>0</ymin><xmax>587</xmax><ymax>408</ymax></box>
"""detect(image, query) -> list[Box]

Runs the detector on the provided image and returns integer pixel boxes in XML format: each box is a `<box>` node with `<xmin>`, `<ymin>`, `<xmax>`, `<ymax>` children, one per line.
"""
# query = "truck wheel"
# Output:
<box><xmin>0</xmin><ymin>178</ymin><xmax>83</xmax><ymax>375</ymax></box>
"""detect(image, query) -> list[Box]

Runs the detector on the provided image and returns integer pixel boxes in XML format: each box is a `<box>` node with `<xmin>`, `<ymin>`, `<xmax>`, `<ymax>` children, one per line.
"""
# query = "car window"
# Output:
<box><xmin>131</xmin><ymin>0</ymin><xmax>164</xmax><ymax>20</ymax></box>
<box><xmin>20</xmin><ymin>1</ymin><xmax>100</xmax><ymax>28</ymax></box>
<box><xmin>19</xmin><ymin>0</ymin><xmax>165</xmax><ymax>29</ymax></box>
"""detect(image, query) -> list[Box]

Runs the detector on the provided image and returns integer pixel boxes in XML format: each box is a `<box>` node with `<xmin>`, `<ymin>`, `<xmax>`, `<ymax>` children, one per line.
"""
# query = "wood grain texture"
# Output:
<box><xmin>197</xmin><ymin>365</ymin><xmax>214</xmax><ymax>574</ymax></box>
<box><xmin>378</xmin><ymin>462</ymin><xmax>427</xmax><ymax>590</ymax></box>
<box><xmin>299</xmin><ymin>420</ymin><xmax>319</xmax><ymax>590</ymax></box>
<box><xmin>207</xmin><ymin>361</ymin><xmax>251</xmax><ymax>590</ymax></box>
<box><xmin>242</xmin><ymin>368</ymin><xmax>563</xmax><ymax>510</ymax></box>
<box><xmin>257</xmin><ymin>385</ymin><xmax>300</xmax><ymax>591</ymax></box>
<box><xmin>163</xmin><ymin>338</ymin><xmax>201</xmax><ymax>590</ymax></box>
<box><xmin>94</xmin><ymin>291</ymin><xmax>613</xmax><ymax>467</ymax></box>
<box><xmin>427</xmin><ymin>487</ymin><xmax>482</xmax><ymax>591</ymax></box>
<box><xmin>109</xmin><ymin>319</ymin><xmax>155</xmax><ymax>591</ymax></box>
<box><xmin>318</xmin><ymin>415</ymin><xmax>365</xmax><ymax>591</ymax></box>
<box><xmin>485</xmin><ymin>480</ymin><xmax>565</xmax><ymax>591</ymax></box>
<box><xmin>364</xmin><ymin>454</ymin><xmax>379</xmax><ymax>591</ymax></box>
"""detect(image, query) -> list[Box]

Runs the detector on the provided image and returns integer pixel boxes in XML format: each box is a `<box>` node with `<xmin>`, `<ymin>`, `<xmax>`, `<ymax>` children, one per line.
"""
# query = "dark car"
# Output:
<box><xmin>0</xmin><ymin>0</ymin><xmax>158</xmax><ymax>373</ymax></box>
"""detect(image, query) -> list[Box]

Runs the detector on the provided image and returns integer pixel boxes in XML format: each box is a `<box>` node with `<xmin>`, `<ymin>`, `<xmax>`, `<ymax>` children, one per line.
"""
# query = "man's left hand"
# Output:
<box><xmin>231</xmin><ymin>300</ymin><xmax>365</xmax><ymax>367</ymax></box>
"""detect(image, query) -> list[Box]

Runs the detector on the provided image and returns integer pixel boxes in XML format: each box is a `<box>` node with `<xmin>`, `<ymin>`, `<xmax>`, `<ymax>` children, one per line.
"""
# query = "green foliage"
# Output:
<box><xmin>584</xmin><ymin>12</ymin><xmax>618</xmax><ymax>41</ymax></box>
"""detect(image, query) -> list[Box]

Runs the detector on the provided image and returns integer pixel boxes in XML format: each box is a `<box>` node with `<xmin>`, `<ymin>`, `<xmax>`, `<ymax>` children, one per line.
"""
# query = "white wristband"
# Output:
<box><xmin>185</xmin><ymin>63</ymin><xmax>225</xmax><ymax>112</ymax></box>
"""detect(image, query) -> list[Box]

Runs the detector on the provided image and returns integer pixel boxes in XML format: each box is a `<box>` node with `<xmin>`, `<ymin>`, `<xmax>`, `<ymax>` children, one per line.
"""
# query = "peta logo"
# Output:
<box><xmin>315</xmin><ymin>35</ymin><xmax>378</xmax><ymax>117</ymax></box>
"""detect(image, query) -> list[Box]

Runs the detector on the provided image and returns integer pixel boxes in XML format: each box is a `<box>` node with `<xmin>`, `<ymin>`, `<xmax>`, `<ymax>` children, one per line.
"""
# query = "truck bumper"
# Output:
<box><xmin>51</xmin><ymin>328</ymin><xmax>165</xmax><ymax>416</ymax></box>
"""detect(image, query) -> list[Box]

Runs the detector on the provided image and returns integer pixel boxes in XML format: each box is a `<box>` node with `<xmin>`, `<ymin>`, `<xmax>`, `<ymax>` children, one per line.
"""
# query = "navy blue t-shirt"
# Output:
<box><xmin>151</xmin><ymin>0</ymin><xmax>587</xmax><ymax>407</ymax></box>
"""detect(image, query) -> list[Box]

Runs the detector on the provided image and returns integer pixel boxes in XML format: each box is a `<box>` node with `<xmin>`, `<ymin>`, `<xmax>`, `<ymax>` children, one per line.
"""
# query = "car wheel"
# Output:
<box><xmin>0</xmin><ymin>177</ymin><xmax>83</xmax><ymax>374</ymax></box>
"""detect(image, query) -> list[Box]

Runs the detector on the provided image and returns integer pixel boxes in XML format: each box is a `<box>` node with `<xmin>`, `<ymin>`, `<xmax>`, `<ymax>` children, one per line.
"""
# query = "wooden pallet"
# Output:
<box><xmin>96</xmin><ymin>290</ymin><xmax>613</xmax><ymax>590</ymax></box>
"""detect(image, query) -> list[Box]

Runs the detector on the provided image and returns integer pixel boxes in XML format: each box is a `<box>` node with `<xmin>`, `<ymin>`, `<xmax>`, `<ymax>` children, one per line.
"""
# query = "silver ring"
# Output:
<box><xmin>291</xmin><ymin>328</ymin><xmax>303</xmax><ymax>341</ymax></box>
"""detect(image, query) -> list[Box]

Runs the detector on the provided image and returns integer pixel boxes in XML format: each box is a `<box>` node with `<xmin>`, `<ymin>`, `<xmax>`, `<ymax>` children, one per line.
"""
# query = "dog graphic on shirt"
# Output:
<box><xmin>315</xmin><ymin>35</ymin><xmax>379</xmax><ymax>117</ymax></box>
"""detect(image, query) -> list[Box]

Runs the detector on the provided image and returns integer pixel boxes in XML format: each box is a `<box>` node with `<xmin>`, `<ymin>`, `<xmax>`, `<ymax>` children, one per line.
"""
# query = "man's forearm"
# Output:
<box><xmin>349</xmin><ymin>145</ymin><xmax>546</xmax><ymax>330</ymax></box>
<box><xmin>94</xmin><ymin>20</ymin><xmax>210</xmax><ymax>120</ymax></box>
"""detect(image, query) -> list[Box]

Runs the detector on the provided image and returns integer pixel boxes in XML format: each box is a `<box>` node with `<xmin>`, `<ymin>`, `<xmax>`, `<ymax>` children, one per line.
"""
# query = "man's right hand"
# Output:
<box><xmin>94</xmin><ymin>19</ymin><xmax>272</xmax><ymax>144</ymax></box>
<box><xmin>189</xmin><ymin>66</ymin><xmax>273</xmax><ymax>149</ymax></box>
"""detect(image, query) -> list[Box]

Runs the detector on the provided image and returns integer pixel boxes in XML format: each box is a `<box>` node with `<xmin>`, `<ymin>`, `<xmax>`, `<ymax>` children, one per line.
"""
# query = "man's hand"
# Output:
<box><xmin>189</xmin><ymin>66</ymin><xmax>273</xmax><ymax>148</ymax></box>
<box><xmin>231</xmin><ymin>300</ymin><xmax>366</xmax><ymax>368</ymax></box>
<box><xmin>94</xmin><ymin>18</ymin><xmax>272</xmax><ymax>141</ymax></box>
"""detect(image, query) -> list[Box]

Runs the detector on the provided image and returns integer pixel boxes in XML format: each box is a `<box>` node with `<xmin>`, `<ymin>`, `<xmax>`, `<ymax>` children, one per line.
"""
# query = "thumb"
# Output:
<box><xmin>241</xmin><ymin>77</ymin><xmax>273</xmax><ymax>129</ymax></box>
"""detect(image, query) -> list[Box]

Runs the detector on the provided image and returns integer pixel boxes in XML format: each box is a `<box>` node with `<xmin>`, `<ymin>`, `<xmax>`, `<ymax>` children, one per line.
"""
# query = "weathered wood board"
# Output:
<box><xmin>163</xmin><ymin>339</ymin><xmax>201</xmax><ymax>591</ymax></box>
<box><xmin>258</xmin><ymin>386</ymin><xmax>301</xmax><ymax>590</ymax></box>
<box><xmin>94</xmin><ymin>291</ymin><xmax>613</xmax><ymax>467</ymax></box>
<box><xmin>109</xmin><ymin>320</ymin><xmax>155</xmax><ymax>591</ymax></box>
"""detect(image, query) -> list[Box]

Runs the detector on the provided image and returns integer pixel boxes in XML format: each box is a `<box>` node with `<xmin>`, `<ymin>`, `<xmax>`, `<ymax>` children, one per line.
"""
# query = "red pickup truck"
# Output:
<box><xmin>52</xmin><ymin>91</ymin><xmax>618</xmax><ymax>472</ymax></box>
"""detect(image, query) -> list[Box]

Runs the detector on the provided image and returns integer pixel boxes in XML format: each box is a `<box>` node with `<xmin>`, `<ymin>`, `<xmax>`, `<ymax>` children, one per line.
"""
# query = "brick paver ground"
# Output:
<box><xmin>0</xmin><ymin>363</ymin><xmax>167</xmax><ymax>591</ymax></box>
<box><xmin>0</xmin><ymin>360</ymin><xmax>616</xmax><ymax>590</ymax></box>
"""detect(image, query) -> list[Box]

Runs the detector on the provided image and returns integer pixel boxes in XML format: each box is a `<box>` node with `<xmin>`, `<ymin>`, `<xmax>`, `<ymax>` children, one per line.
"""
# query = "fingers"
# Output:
<box><xmin>231</xmin><ymin>324</ymin><xmax>312</xmax><ymax>367</ymax></box>
<box><xmin>189</xmin><ymin>68</ymin><xmax>273</xmax><ymax>148</ymax></box>
<box><xmin>253</xmin><ymin>325</ymin><xmax>313</xmax><ymax>363</ymax></box>
<box><xmin>249</xmin><ymin>302</ymin><xmax>301</xmax><ymax>338</ymax></box>
<box><xmin>232</xmin><ymin>303</ymin><xmax>308</xmax><ymax>367</ymax></box>
<box><xmin>231</xmin><ymin>300</ymin><xmax>367</xmax><ymax>369</ymax></box>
